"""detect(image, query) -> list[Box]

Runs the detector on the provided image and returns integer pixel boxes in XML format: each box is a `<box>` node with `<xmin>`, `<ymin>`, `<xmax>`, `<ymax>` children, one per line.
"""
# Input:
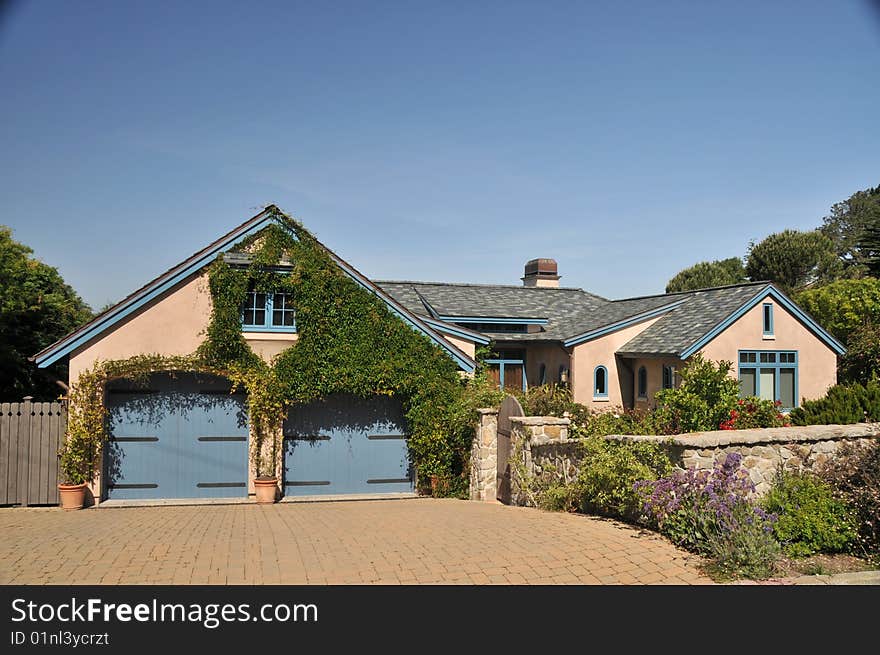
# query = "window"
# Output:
<box><xmin>637</xmin><ymin>366</ymin><xmax>647</xmax><ymax>399</ymax></box>
<box><xmin>738</xmin><ymin>350</ymin><xmax>797</xmax><ymax>408</ymax></box>
<box><xmin>662</xmin><ymin>365</ymin><xmax>675</xmax><ymax>390</ymax></box>
<box><xmin>593</xmin><ymin>366</ymin><xmax>608</xmax><ymax>398</ymax></box>
<box><xmin>485</xmin><ymin>351</ymin><xmax>527</xmax><ymax>392</ymax></box>
<box><xmin>763</xmin><ymin>303</ymin><xmax>774</xmax><ymax>337</ymax></box>
<box><xmin>241</xmin><ymin>290</ymin><xmax>296</xmax><ymax>332</ymax></box>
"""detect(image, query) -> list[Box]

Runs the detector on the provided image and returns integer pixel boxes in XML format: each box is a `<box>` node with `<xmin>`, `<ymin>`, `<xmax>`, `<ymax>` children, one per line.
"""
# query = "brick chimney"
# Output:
<box><xmin>522</xmin><ymin>258</ymin><xmax>560</xmax><ymax>287</ymax></box>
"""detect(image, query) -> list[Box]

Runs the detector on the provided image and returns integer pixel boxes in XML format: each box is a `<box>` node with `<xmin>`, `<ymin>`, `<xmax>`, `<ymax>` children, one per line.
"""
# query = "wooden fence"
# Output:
<box><xmin>0</xmin><ymin>397</ymin><xmax>67</xmax><ymax>506</ymax></box>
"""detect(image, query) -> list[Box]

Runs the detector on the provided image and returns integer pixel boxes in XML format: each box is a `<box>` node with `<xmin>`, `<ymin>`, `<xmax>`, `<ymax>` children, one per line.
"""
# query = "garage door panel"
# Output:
<box><xmin>106</xmin><ymin>374</ymin><xmax>248</xmax><ymax>500</ymax></box>
<box><xmin>283</xmin><ymin>394</ymin><xmax>412</xmax><ymax>496</ymax></box>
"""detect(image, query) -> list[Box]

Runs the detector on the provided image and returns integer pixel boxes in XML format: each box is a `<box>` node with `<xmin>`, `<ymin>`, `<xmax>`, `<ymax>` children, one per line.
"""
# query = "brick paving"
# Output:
<box><xmin>0</xmin><ymin>499</ymin><xmax>712</xmax><ymax>585</ymax></box>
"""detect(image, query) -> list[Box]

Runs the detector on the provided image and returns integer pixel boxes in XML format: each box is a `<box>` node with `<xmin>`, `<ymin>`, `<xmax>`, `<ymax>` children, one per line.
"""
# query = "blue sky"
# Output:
<box><xmin>1</xmin><ymin>1</ymin><xmax>878</xmax><ymax>310</ymax></box>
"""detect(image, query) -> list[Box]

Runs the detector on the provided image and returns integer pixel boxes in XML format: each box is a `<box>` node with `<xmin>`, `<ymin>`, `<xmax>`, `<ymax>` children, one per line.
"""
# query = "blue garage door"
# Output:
<box><xmin>283</xmin><ymin>394</ymin><xmax>412</xmax><ymax>497</ymax></box>
<box><xmin>106</xmin><ymin>373</ymin><xmax>248</xmax><ymax>500</ymax></box>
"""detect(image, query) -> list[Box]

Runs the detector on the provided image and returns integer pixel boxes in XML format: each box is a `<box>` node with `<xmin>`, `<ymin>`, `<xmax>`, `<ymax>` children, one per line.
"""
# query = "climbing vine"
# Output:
<box><xmin>60</xmin><ymin>206</ymin><xmax>496</xmax><ymax>492</ymax></box>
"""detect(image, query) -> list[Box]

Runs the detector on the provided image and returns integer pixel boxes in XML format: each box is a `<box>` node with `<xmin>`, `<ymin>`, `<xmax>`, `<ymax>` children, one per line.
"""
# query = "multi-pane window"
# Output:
<box><xmin>241</xmin><ymin>291</ymin><xmax>296</xmax><ymax>331</ymax></box>
<box><xmin>738</xmin><ymin>350</ymin><xmax>797</xmax><ymax>409</ymax></box>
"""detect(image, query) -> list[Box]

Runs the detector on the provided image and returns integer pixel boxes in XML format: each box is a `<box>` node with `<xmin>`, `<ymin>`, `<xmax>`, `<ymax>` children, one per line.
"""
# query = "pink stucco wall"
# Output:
<box><xmin>68</xmin><ymin>272</ymin><xmax>213</xmax><ymax>384</ymax></box>
<box><xmin>632</xmin><ymin>357</ymin><xmax>685</xmax><ymax>410</ymax></box>
<box><xmin>570</xmin><ymin>316</ymin><xmax>665</xmax><ymax>409</ymax></box>
<box><xmin>443</xmin><ymin>335</ymin><xmax>476</xmax><ymax>361</ymax></box>
<box><xmin>525</xmin><ymin>344</ymin><xmax>571</xmax><ymax>387</ymax></box>
<box><xmin>698</xmin><ymin>293</ymin><xmax>837</xmax><ymax>403</ymax></box>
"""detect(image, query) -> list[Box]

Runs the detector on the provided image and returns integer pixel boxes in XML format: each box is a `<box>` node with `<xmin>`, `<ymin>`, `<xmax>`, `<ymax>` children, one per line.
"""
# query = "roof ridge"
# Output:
<box><xmin>374</xmin><ymin>279</ymin><xmax>594</xmax><ymax>293</ymax></box>
<box><xmin>611</xmin><ymin>281</ymin><xmax>770</xmax><ymax>303</ymax></box>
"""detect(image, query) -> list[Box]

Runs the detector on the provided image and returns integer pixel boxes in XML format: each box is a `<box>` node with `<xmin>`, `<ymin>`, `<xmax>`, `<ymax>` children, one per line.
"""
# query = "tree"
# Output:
<box><xmin>745</xmin><ymin>229</ymin><xmax>842</xmax><ymax>294</ymax></box>
<box><xmin>0</xmin><ymin>226</ymin><xmax>92</xmax><ymax>400</ymax></box>
<box><xmin>820</xmin><ymin>183</ymin><xmax>880</xmax><ymax>274</ymax></box>
<box><xmin>665</xmin><ymin>257</ymin><xmax>747</xmax><ymax>293</ymax></box>
<box><xmin>838</xmin><ymin>322</ymin><xmax>880</xmax><ymax>385</ymax></box>
<box><xmin>794</xmin><ymin>277</ymin><xmax>880</xmax><ymax>344</ymax></box>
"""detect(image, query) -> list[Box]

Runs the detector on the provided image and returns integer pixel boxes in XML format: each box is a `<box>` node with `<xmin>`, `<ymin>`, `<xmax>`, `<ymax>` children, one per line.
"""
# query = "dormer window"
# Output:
<box><xmin>242</xmin><ymin>290</ymin><xmax>296</xmax><ymax>332</ymax></box>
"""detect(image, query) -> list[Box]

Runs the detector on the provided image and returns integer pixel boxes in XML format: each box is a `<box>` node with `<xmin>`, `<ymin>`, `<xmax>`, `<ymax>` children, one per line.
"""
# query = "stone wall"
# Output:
<box><xmin>508</xmin><ymin>416</ymin><xmax>571</xmax><ymax>505</ymax></box>
<box><xmin>604</xmin><ymin>424</ymin><xmax>880</xmax><ymax>494</ymax></box>
<box><xmin>470</xmin><ymin>409</ymin><xmax>498</xmax><ymax>501</ymax></box>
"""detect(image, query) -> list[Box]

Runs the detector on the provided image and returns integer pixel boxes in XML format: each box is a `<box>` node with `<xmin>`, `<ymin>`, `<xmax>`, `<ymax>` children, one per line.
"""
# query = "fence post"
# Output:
<box><xmin>18</xmin><ymin>397</ymin><xmax>33</xmax><ymax>506</ymax></box>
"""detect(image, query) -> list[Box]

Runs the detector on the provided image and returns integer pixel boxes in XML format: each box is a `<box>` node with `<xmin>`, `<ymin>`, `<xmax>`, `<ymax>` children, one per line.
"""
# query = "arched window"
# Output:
<box><xmin>594</xmin><ymin>366</ymin><xmax>608</xmax><ymax>398</ymax></box>
<box><xmin>637</xmin><ymin>366</ymin><xmax>647</xmax><ymax>399</ymax></box>
<box><xmin>662</xmin><ymin>365</ymin><xmax>675</xmax><ymax>390</ymax></box>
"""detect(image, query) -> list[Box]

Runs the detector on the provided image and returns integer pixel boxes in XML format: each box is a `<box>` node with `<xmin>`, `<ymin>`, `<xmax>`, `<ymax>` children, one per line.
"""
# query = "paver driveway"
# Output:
<box><xmin>0</xmin><ymin>499</ymin><xmax>712</xmax><ymax>584</ymax></box>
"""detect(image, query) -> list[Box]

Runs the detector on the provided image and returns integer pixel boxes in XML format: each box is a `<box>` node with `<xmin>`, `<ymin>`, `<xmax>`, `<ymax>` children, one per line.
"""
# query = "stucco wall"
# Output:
<box><xmin>698</xmin><ymin>293</ymin><xmax>838</xmax><ymax>403</ymax></box>
<box><xmin>443</xmin><ymin>335</ymin><xmax>476</xmax><ymax>360</ymax></box>
<box><xmin>632</xmin><ymin>357</ymin><xmax>685</xmax><ymax>410</ymax></box>
<box><xmin>570</xmin><ymin>316</ymin><xmax>664</xmax><ymax>409</ymax></box>
<box><xmin>69</xmin><ymin>272</ymin><xmax>213</xmax><ymax>384</ymax></box>
<box><xmin>525</xmin><ymin>343</ymin><xmax>571</xmax><ymax>387</ymax></box>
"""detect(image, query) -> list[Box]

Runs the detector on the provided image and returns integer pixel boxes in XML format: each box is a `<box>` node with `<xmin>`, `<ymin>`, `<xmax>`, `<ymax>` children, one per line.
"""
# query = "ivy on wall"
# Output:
<box><xmin>60</xmin><ymin>207</ymin><xmax>498</xmax><ymax>492</ymax></box>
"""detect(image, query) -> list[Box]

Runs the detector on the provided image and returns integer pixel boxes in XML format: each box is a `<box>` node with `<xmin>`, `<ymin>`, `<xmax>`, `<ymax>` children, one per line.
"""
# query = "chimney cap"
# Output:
<box><xmin>524</xmin><ymin>258</ymin><xmax>558</xmax><ymax>277</ymax></box>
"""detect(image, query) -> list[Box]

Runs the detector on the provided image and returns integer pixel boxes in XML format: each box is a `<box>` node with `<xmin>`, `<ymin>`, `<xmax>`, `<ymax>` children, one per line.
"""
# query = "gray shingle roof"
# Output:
<box><xmin>617</xmin><ymin>283</ymin><xmax>769</xmax><ymax>356</ymax></box>
<box><xmin>376</xmin><ymin>279</ymin><xmax>773</xmax><ymax>351</ymax></box>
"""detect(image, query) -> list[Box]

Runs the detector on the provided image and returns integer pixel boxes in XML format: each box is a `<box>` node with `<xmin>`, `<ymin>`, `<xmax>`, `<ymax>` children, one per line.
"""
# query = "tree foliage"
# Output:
<box><xmin>838</xmin><ymin>322</ymin><xmax>880</xmax><ymax>385</ymax></box>
<box><xmin>665</xmin><ymin>257</ymin><xmax>746</xmax><ymax>293</ymax></box>
<box><xmin>794</xmin><ymin>277</ymin><xmax>880</xmax><ymax>344</ymax></box>
<box><xmin>821</xmin><ymin>183</ymin><xmax>880</xmax><ymax>275</ymax></box>
<box><xmin>0</xmin><ymin>226</ymin><xmax>92</xmax><ymax>401</ymax></box>
<box><xmin>745</xmin><ymin>229</ymin><xmax>843</xmax><ymax>294</ymax></box>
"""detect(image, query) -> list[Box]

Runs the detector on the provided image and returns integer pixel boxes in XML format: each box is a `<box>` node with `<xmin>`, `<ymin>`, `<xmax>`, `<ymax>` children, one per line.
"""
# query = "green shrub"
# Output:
<box><xmin>719</xmin><ymin>397</ymin><xmax>790</xmax><ymax>430</ymax></box>
<box><xmin>761</xmin><ymin>470</ymin><xmax>858</xmax><ymax>558</ymax></box>
<box><xmin>536</xmin><ymin>483</ymin><xmax>578</xmax><ymax>512</ymax></box>
<box><xmin>576</xmin><ymin>408</ymin><xmax>656</xmax><ymax>437</ymax></box>
<box><xmin>574</xmin><ymin>436</ymin><xmax>672</xmax><ymax>521</ymax></box>
<box><xmin>839</xmin><ymin>322</ymin><xmax>880</xmax><ymax>385</ymax></box>
<box><xmin>653</xmin><ymin>354</ymin><xmax>740</xmax><ymax>434</ymax></box>
<box><xmin>819</xmin><ymin>440</ymin><xmax>880</xmax><ymax>561</ymax></box>
<box><xmin>519</xmin><ymin>384</ymin><xmax>590</xmax><ymax>425</ymax></box>
<box><xmin>789</xmin><ymin>380</ymin><xmax>880</xmax><ymax>425</ymax></box>
<box><xmin>705</xmin><ymin>501</ymin><xmax>782</xmax><ymax>581</ymax></box>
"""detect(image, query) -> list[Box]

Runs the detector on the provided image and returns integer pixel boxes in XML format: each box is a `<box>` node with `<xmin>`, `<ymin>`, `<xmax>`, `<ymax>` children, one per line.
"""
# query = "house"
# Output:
<box><xmin>378</xmin><ymin>258</ymin><xmax>844</xmax><ymax>411</ymax></box>
<box><xmin>32</xmin><ymin>207</ymin><xmax>843</xmax><ymax>503</ymax></box>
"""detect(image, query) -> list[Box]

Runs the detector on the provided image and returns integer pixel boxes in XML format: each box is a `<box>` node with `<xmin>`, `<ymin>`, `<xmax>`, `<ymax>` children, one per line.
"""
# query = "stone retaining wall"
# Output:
<box><xmin>501</xmin><ymin>420</ymin><xmax>879</xmax><ymax>500</ymax></box>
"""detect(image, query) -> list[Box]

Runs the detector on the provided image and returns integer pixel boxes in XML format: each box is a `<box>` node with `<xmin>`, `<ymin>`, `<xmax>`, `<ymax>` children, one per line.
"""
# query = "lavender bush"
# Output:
<box><xmin>635</xmin><ymin>453</ymin><xmax>781</xmax><ymax>579</ymax></box>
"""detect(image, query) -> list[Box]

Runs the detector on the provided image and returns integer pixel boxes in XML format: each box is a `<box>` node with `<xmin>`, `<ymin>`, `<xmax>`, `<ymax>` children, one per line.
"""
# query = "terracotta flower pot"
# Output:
<box><xmin>58</xmin><ymin>483</ymin><xmax>88</xmax><ymax>511</ymax></box>
<box><xmin>254</xmin><ymin>477</ymin><xmax>279</xmax><ymax>504</ymax></box>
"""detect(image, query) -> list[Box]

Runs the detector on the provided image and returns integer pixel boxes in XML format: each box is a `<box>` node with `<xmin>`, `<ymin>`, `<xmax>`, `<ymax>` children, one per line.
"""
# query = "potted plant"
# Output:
<box><xmin>57</xmin><ymin>430</ymin><xmax>96</xmax><ymax>510</ymax></box>
<box><xmin>251</xmin><ymin>416</ymin><xmax>280</xmax><ymax>504</ymax></box>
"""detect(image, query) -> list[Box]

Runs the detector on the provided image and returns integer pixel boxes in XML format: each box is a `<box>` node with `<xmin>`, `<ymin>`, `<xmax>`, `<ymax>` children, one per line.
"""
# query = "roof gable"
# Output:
<box><xmin>33</xmin><ymin>207</ymin><xmax>477</xmax><ymax>372</ymax></box>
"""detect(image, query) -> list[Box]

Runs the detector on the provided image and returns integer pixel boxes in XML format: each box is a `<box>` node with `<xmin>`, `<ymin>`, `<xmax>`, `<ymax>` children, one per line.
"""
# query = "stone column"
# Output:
<box><xmin>470</xmin><ymin>409</ymin><xmax>498</xmax><ymax>502</ymax></box>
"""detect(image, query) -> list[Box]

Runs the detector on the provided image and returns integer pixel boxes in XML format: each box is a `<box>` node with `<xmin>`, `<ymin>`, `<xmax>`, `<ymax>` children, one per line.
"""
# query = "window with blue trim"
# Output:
<box><xmin>485</xmin><ymin>351</ymin><xmax>527</xmax><ymax>392</ymax></box>
<box><xmin>593</xmin><ymin>366</ymin><xmax>608</xmax><ymax>398</ymax></box>
<box><xmin>762</xmin><ymin>303</ymin><xmax>774</xmax><ymax>336</ymax></box>
<box><xmin>637</xmin><ymin>366</ymin><xmax>647</xmax><ymax>399</ymax></box>
<box><xmin>738</xmin><ymin>350</ymin><xmax>797</xmax><ymax>408</ymax></box>
<box><xmin>241</xmin><ymin>290</ymin><xmax>296</xmax><ymax>332</ymax></box>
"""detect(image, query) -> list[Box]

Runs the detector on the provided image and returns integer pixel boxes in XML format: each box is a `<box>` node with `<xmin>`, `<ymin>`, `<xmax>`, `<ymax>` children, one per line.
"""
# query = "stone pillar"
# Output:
<box><xmin>470</xmin><ymin>409</ymin><xmax>498</xmax><ymax>501</ymax></box>
<box><xmin>508</xmin><ymin>416</ymin><xmax>570</xmax><ymax>506</ymax></box>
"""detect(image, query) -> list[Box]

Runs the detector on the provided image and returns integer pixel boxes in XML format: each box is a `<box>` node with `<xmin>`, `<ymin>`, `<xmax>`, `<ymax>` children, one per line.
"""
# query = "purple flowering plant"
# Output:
<box><xmin>635</xmin><ymin>453</ymin><xmax>778</xmax><ymax>557</ymax></box>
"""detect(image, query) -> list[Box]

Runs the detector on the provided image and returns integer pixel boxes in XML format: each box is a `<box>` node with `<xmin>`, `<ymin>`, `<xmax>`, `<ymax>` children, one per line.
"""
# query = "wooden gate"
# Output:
<box><xmin>0</xmin><ymin>397</ymin><xmax>67</xmax><ymax>506</ymax></box>
<box><xmin>496</xmin><ymin>395</ymin><xmax>523</xmax><ymax>504</ymax></box>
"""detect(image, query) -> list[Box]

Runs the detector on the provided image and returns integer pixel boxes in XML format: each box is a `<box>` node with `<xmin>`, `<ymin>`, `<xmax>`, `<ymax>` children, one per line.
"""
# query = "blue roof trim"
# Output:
<box><xmin>440</xmin><ymin>316</ymin><xmax>549</xmax><ymax>325</ymax></box>
<box><xmin>422</xmin><ymin>317</ymin><xmax>491</xmax><ymax>345</ymax></box>
<box><xmin>563</xmin><ymin>301</ymin><xmax>686</xmax><ymax>348</ymax></box>
<box><xmin>35</xmin><ymin>209</ymin><xmax>477</xmax><ymax>373</ymax></box>
<box><xmin>679</xmin><ymin>285</ymin><xmax>846</xmax><ymax>358</ymax></box>
<box><xmin>34</xmin><ymin>209</ymin><xmax>276</xmax><ymax>368</ymax></box>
